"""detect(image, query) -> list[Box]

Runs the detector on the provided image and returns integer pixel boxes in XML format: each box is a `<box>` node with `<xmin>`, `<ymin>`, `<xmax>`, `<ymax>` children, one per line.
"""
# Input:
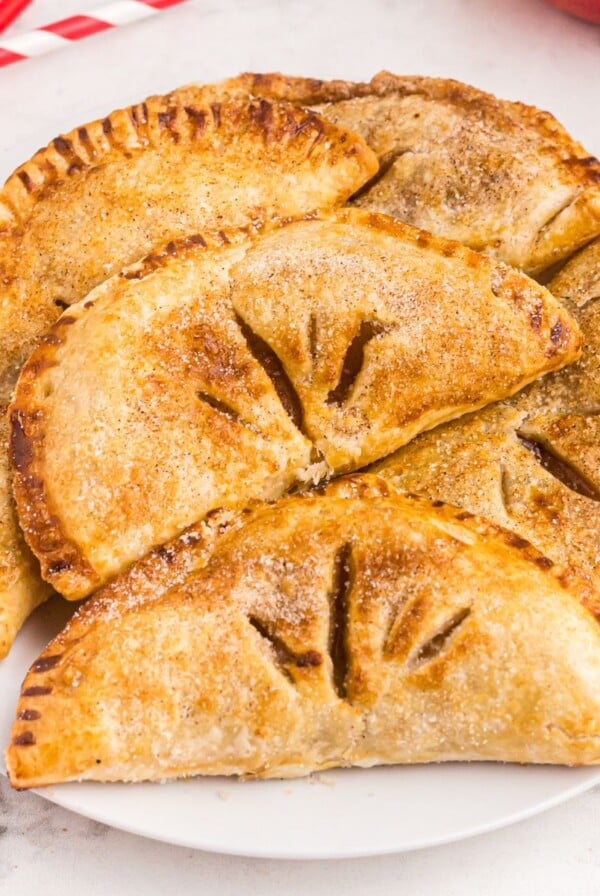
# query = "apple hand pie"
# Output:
<box><xmin>195</xmin><ymin>71</ymin><xmax>600</xmax><ymax>275</ymax></box>
<box><xmin>0</xmin><ymin>93</ymin><xmax>376</xmax><ymax>658</ymax></box>
<box><xmin>375</xmin><ymin>237</ymin><xmax>600</xmax><ymax>615</ymax></box>
<box><xmin>9</xmin><ymin>210</ymin><xmax>581</xmax><ymax>600</ymax></box>
<box><xmin>7</xmin><ymin>475</ymin><xmax>600</xmax><ymax>789</ymax></box>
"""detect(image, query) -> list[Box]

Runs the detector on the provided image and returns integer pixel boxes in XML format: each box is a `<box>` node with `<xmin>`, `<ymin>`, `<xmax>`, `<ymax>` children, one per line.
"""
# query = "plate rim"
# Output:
<box><xmin>1</xmin><ymin>766</ymin><xmax>598</xmax><ymax>859</ymax></box>
<box><xmin>3</xmin><ymin>596</ymin><xmax>600</xmax><ymax>859</ymax></box>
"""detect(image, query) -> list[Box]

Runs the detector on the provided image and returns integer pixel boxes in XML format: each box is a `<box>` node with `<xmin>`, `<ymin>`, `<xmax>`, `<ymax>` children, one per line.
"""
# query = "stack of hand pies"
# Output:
<box><xmin>2</xmin><ymin>72</ymin><xmax>600</xmax><ymax>788</ymax></box>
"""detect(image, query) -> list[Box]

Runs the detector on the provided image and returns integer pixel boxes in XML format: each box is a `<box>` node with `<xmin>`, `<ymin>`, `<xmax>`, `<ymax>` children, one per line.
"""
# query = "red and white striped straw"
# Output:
<box><xmin>0</xmin><ymin>1</ymin><xmax>34</xmax><ymax>35</ymax></box>
<box><xmin>0</xmin><ymin>0</ymin><xmax>190</xmax><ymax>68</ymax></box>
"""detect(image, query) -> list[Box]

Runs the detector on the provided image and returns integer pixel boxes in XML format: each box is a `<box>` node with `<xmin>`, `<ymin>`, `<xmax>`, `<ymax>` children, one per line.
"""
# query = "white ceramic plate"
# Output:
<box><xmin>1</xmin><ymin>596</ymin><xmax>599</xmax><ymax>859</ymax></box>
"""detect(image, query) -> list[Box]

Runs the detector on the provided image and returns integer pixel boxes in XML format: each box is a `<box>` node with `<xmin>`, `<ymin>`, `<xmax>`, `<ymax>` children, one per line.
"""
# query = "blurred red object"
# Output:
<box><xmin>547</xmin><ymin>0</ymin><xmax>600</xmax><ymax>23</ymax></box>
<box><xmin>0</xmin><ymin>0</ymin><xmax>33</xmax><ymax>34</ymax></box>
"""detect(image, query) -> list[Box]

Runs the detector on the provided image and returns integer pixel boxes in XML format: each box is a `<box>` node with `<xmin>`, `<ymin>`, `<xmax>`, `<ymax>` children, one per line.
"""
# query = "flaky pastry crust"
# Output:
<box><xmin>189</xmin><ymin>71</ymin><xmax>600</xmax><ymax>275</ymax></box>
<box><xmin>0</xmin><ymin>92</ymin><xmax>376</xmax><ymax>656</ymax></box>
<box><xmin>7</xmin><ymin>476</ymin><xmax>600</xmax><ymax>788</ymax></box>
<box><xmin>376</xmin><ymin>238</ymin><xmax>600</xmax><ymax>615</ymax></box>
<box><xmin>9</xmin><ymin>210</ymin><xmax>581</xmax><ymax>599</ymax></box>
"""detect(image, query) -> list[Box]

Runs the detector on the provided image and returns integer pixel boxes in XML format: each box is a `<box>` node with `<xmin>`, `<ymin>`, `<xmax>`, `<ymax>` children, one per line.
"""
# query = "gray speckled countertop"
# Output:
<box><xmin>2</xmin><ymin>776</ymin><xmax>600</xmax><ymax>894</ymax></box>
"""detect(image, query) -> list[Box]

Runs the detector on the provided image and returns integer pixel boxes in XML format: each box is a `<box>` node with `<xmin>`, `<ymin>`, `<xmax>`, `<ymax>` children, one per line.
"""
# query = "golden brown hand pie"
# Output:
<box><xmin>193</xmin><ymin>71</ymin><xmax>600</xmax><ymax>275</ymax></box>
<box><xmin>9</xmin><ymin>210</ymin><xmax>581</xmax><ymax>601</ymax></box>
<box><xmin>375</xmin><ymin>237</ymin><xmax>600</xmax><ymax>615</ymax></box>
<box><xmin>7</xmin><ymin>475</ymin><xmax>600</xmax><ymax>788</ymax></box>
<box><xmin>0</xmin><ymin>93</ymin><xmax>377</xmax><ymax>657</ymax></box>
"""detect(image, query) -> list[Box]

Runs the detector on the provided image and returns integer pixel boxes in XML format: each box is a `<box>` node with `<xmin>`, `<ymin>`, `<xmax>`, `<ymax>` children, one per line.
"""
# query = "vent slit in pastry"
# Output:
<box><xmin>196</xmin><ymin>391</ymin><xmax>256</xmax><ymax>432</ymax></box>
<box><xmin>308</xmin><ymin>312</ymin><xmax>319</xmax><ymax>364</ymax></box>
<box><xmin>499</xmin><ymin>463</ymin><xmax>514</xmax><ymax>513</ymax></box>
<box><xmin>248</xmin><ymin>615</ymin><xmax>323</xmax><ymax>684</ymax></box>
<box><xmin>407</xmin><ymin>605</ymin><xmax>472</xmax><ymax>670</ymax></box>
<box><xmin>383</xmin><ymin>597</ymin><xmax>420</xmax><ymax>658</ymax></box>
<box><xmin>350</xmin><ymin>149</ymin><xmax>411</xmax><ymax>202</ymax></box>
<box><xmin>248</xmin><ymin>616</ymin><xmax>297</xmax><ymax>683</ymax></box>
<box><xmin>7</xmin><ymin>475</ymin><xmax>600</xmax><ymax>787</ymax></box>
<box><xmin>532</xmin><ymin>190</ymin><xmax>583</xmax><ymax>253</ymax></box>
<box><xmin>326</xmin><ymin>320</ymin><xmax>389</xmax><ymax>406</ymax></box>
<box><xmin>205</xmin><ymin>71</ymin><xmax>600</xmax><ymax>273</ymax></box>
<box><xmin>372</xmin><ymin>237</ymin><xmax>600</xmax><ymax>611</ymax></box>
<box><xmin>234</xmin><ymin>311</ymin><xmax>305</xmax><ymax>433</ymax></box>
<box><xmin>328</xmin><ymin>541</ymin><xmax>353</xmax><ymax>700</ymax></box>
<box><xmin>516</xmin><ymin>433</ymin><xmax>600</xmax><ymax>501</ymax></box>
<box><xmin>10</xmin><ymin>210</ymin><xmax>582</xmax><ymax>600</ymax></box>
<box><xmin>0</xmin><ymin>91</ymin><xmax>377</xmax><ymax>658</ymax></box>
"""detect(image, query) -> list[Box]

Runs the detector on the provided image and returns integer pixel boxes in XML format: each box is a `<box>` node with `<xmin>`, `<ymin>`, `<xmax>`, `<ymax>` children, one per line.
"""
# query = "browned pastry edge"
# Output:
<box><xmin>8</xmin><ymin>209</ymin><xmax>583</xmax><ymax>598</ymax></box>
<box><xmin>188</xmin><ymin>70</ymin><xmax>600</xmax><ymax>275</ymax></box>
<box><xmin>8</xmin><ymin>223</ymin><xmax>265</xmax><ymax>599</ymax></box>
<box><xmin>49</xmin><ymin>474</ymin><xmax>597</xmax><ymax>634</ymax></box>
<box><xmin>0</xmin><ymin>86</ymin><xmax>378</xmax><ymax>654</ymax></box>
<box><xmin>200</xmin><ymin>69</ymin><xmax>600</xmax><ymax>185</ymax></box>
<box><xmin>0</xmin><ymin>93</ymin><xmax>374</xmax><ymax>231</ymax></box>
<box><xmin>7</xmin><ymin>475</ymin><xmax>600</xmax><ymax>786</ymax></box>
<box><xmin>373</xmin><ymin>236</ymin><xmax>600</xmax><ymax>616</ymax></box>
